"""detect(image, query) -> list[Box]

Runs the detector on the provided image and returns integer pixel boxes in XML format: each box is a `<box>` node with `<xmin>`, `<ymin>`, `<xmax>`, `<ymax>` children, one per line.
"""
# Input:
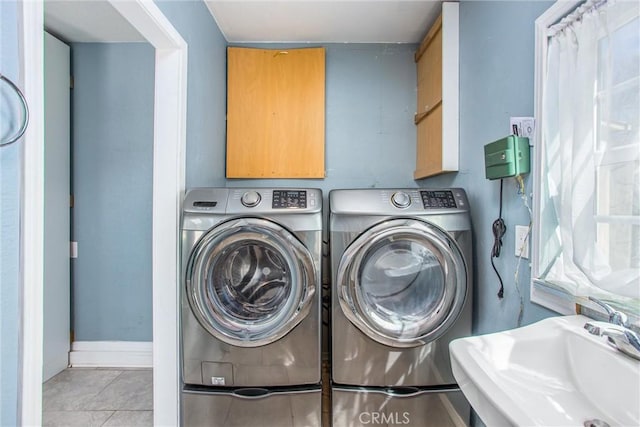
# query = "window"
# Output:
<box><xmin>532</xmin><ymin>0</ymin><xmax>639</xmax><ymax>322</ymax></box>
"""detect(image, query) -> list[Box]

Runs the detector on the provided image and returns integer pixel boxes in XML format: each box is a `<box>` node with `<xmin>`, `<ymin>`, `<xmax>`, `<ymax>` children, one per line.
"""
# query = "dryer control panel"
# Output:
<box><xmin>183</xmin><ymin>188</ymin><xmax>321</xmax><ymax>215</ymax></box>
<box><xmin>228</xmin><ymin>188</ymin><xmax>321</xmax><ymax>213</ymax></box>
<box><xmin>329</xmin><ymin>188</ymin><xmax>468</xmax><ymax>215</ymax></box>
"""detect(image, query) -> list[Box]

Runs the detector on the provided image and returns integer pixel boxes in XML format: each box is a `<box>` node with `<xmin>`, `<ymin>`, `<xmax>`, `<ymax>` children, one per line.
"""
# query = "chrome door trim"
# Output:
<box><xmin>185</xmin><ymin>217</ymin><xmax>316</xmax><ymax>347</ymax></box>
<box><xmin>336</xmin><ymin>218</ymin><xmax>467</xmax><ymax>348</ymax></box>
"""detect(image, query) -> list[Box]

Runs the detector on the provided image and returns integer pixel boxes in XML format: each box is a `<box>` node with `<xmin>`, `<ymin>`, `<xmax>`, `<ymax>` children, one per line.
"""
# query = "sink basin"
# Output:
<box><xmin>450</xmin><ymin>315</ymin><xmax>640</xmax><ymax>426</ymax></box>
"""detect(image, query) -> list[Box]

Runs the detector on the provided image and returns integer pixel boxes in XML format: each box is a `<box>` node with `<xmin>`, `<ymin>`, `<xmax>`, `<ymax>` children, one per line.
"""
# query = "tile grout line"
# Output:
<box><xmin>43</xmin><ymin>368</ymin><xmax>120</xmax><ymax>413</ymax></box>
<box><xmin>80</xmin><ymin>369</ymin><xmax>126</xmax><ymax>411</ymax></box>
<box><xmin>100</xmin><ymin>410</ymin><xmax>117</xmax><ymax>427</ymax></box>
<box><xmin>43</xmin><ymin>369</ymin><xmax>154</xmax><ymax>426</ymax></box>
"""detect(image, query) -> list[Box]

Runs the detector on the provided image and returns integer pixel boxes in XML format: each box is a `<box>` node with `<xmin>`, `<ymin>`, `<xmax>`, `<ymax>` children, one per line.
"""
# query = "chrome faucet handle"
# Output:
<box><xmin>584</xmin><ymin>321</ymin><xmax>625</xmax><ymax>336</ymax></box>
<box><xmin>601</xmin><ymin>328</ymin><xmax>640</xmax><ymax>361</ymax></box>
<box><xmin>588</xmin><ymin>297</ymin><xmax>629</xmax><ymax>328</ymax></box>
<box><xmin>584</xmin><ymin>322</ymin><xmax>603</xmax><ymax>336</ymax></box>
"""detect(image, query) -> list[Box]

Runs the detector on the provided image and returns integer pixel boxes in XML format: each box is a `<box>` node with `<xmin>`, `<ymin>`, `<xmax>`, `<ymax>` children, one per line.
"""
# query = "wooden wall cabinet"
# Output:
<box><xmin>414</xmin><ymin>3</ymin><xmax>459</xmax><ymax>179</ymax></box>
<box><xmin>226</xmin><ymin>46</ymin><xmax>326</xmax><ymax>178</ymax></box>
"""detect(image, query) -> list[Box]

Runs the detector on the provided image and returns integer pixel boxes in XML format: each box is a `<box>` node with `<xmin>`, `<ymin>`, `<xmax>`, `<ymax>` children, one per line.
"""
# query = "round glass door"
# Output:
<box><xmin>186</xmin><ymin>217</ymin><xmax>316</xmax><ymax>347</ymax></box>
<box><xmin>337</xmin><ymin>218</ymin><xmax>467</xmax><ymax>347</ymax></box>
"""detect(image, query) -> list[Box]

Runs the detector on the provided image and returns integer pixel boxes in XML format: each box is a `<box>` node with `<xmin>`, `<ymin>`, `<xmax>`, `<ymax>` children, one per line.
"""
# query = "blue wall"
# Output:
<box><xmin>225</xmin><ymin>42</ymin><xmax>418</xmax><ymax>192</ymax></box>
<box><xmin>0</xmin><ymin>0</ymin><xmax>559</xmax><ymax>421</ymax></box>
<box><xmin>158</xmin><ymin>0</ymin><xmax>556</xmax><ymax>337</ymax></box>
<box><xmin>72</xmin><ymin>1</ymin><xmax>557</xmax><ymax>343</ymax></box>
<box><xmin>422</xmin><ymin>0</ymin><xmax>557</xmax><ymax>334</ymax></box>
<box><xmin>0</xmin><ymin>1</ymin><xmax>21</xmax><ymax>425</ymax></box>
<box><xmin>71</xmin><ymin>43</ymin><xmax>155</xmax><ymax>341</ymax></box>
<box><xmin>70</xmin><ymin>0</ymin><xmax>228</xmax><ymax>341</ymax></box>
<box><xmin>155</xmin><ymin>0</ymin><xmax>228</xmax><ymax>188</ymax></box>
<box><xmin>72</xmin><ymin>2</ymin><xmax>418</xmax><ymax>340</ymax></box>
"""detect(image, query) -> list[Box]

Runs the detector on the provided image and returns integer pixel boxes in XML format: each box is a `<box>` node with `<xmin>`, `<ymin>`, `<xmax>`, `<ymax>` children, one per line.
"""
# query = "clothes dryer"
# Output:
<box><xmin>180</xmin><ymin>188</ymin><xmax>322</xmax><ymax>427</ymax></box>
<box><xmin>330</xmin><ymin>188</ymin><xmax>473</xmax><ymax>427</ymax></box>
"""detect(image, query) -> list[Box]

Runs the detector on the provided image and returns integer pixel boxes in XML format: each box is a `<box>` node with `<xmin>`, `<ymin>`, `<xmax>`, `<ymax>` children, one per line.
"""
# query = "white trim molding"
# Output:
<box><xmin>441</xmin><ymin>1</ymin><xmax>459</xmax><ymax>172</ymax></box>
<box><xmin>110</xmin><ymin>2</ymin><xmax>187</xmax><ymax>426</ymax></box>
<box><xmin>21</xmin><ymin>1</ymin><xmax>45</xmax><ymax>426</ymax></box>
<box><xmin>150</xmin><ymin>44</ymin><xmax>188</xmax><ymax>427</ymax></box>
<box><xmin>69</xmin><ymin>341</ymin><xmax>153</xmax><ymax>368</ymax></box>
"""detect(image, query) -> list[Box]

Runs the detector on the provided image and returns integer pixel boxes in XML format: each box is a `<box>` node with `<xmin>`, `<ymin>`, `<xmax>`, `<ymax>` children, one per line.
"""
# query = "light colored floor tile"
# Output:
<box><xmin>102</xmin><ymin>410</ymin><xmax>153</xmax><ymax>427</ymax></box>
<box><xmin>43</xmin><ymin>369</ymin><xmax>123</xmax><ymax>411</ymax></box>
<box><xmin>42</xmin><ymin>410</ymin><xmax>114</xmax><ymax>427</ymax></box>
<box><xmin>84</xmin><ymin>370</ymin><xmax>153</xmax><ymax>411</ymax></box>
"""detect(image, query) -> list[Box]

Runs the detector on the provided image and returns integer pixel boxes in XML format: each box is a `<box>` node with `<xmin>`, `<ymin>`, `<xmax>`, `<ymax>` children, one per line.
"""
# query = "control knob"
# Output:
<box><xmin>391</xmin><ymin>191</ymin><xmax>411</xmax><ymax>208</ymax></box>
<box><xmin>241</xmin><ymin>191</ymin><xmax>261</xmax><ymax>207</ymax></box>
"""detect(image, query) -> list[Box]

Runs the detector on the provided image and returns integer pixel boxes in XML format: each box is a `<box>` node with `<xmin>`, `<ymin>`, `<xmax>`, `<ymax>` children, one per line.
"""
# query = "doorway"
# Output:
<box><xmin>20</xmin><ymin>2</ymin><xmax>187</xmax><ymax>425</ymax></box>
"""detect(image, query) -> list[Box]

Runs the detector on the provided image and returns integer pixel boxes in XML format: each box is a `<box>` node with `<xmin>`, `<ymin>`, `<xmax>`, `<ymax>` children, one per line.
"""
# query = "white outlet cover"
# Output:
<box><xmin>515</xmin><ymin>225</ymin><xmax>530</xmax><ymax>259</ymax></box>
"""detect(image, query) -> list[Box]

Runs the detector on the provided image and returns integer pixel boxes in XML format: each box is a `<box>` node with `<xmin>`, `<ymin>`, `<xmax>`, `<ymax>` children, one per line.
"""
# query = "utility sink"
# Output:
<box><xmin>450</xmin><ymin>315</ymin><xmax>640</xmax><ymax>427</ymax></box>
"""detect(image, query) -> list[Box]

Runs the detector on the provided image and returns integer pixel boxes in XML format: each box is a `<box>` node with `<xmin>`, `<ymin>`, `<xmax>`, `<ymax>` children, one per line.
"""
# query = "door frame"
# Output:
<box><xmin>20</xmin><ymin>2</ymin><xmax>187</xmax><ymax>425</ymax></box>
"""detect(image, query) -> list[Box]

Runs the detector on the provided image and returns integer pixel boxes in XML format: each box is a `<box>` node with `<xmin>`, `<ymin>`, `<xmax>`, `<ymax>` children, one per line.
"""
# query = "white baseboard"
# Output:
<box><xmin>69</xmin><ymin>341</ymin><xmax>153</xmax><ymax>368</ymax></box>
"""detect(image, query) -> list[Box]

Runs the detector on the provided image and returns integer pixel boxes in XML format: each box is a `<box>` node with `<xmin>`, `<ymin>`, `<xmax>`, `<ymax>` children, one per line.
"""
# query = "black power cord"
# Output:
<box><xmin>491</xmin><ymin>179</ymin><xmax>506</xmax><ymax>298</ymax></box>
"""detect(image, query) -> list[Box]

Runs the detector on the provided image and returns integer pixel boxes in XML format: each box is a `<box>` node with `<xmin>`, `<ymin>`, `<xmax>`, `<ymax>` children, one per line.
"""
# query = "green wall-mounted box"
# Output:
<box><xmin>484</xmin><ymin>136</ymin><xmax>530</xmax><ymax>180</ymax></box>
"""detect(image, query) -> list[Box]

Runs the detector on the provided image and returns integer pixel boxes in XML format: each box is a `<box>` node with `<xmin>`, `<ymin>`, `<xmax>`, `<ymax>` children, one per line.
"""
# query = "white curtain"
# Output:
<box><xmin>538</xmin><ymin>0</ymin><xmax>639</xmax><ymax>312</ymax></box>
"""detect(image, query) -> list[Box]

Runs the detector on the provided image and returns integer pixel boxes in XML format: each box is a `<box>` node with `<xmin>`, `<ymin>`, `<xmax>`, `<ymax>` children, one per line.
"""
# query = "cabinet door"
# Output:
<box><xmin>416</xmin><ymin>103</ymin><xmax>443</xmax><ymax>178</ymax></box>
<box><xmin>414</xmin><ymin>3</ymin><xmax>458</xmax><ymax>180</ymax></box>
<box><xmin>416</xmin><ymin>15</ymin><xmax>442</xmax><ymax>118</ymax></box>
<box><xmin>226</xmin><ymin>47</ymin><xmax>325</xmax><ymax>178</ymax></box>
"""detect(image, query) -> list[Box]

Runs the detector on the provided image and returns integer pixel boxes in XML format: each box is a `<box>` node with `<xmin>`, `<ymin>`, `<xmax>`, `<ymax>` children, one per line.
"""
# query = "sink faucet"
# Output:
<box><xmin>589</xmin><ymin>296</ymin><xmax>629</xmax><ymax>327</ymax></box>
<box><xmin>584</xmin><ymin>297</ymin><xmax>640</xmax><ymax>361</ymax></box>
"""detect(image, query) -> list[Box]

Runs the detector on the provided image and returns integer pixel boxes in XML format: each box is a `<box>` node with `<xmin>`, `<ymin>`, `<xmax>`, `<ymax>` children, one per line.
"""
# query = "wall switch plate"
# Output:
<box><xmin>70</xmin><ymin>241</ymin><xmax>78</xmax><ymax>259</ymax></box>
<box><xmin>515</xmin><ymin>225</ymin><xmax>529</xmax><ymax>259</ymax></box>
<box><xmin>510</xmin><ymin>117</ymin><xmax>535</xmax><ymax>141</ymax></box>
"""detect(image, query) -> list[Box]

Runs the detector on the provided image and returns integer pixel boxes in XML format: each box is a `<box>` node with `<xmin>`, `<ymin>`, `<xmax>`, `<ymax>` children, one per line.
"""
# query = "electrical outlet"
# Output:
<box><xmin>515</xmin><ymin>225</ymin><xmax>530</xmax><ymax>259</ymax></box>
<box><xmin>510</xmin><ymin>117</ymin><xmax>535</xmax><ymax>141</ymax></box>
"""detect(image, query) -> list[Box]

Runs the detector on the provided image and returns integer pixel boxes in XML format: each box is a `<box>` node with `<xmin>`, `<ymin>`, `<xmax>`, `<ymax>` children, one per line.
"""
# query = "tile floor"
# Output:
<box><xmin>42</xmin><ymin>368</ymin><xmax>153</xmax><ymax>427</ymax></box>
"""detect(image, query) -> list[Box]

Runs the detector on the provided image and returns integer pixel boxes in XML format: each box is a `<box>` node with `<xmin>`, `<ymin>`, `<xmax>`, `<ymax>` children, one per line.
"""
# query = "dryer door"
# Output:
<box><xmin>186</xmin><ymin>217</ymin><xmax>316</xmax><ymax>347</ymax></box>
<box><xmin>337</xmin><ymin>218</ymin><xmax>467</xmax><ymax>348</ymax></box>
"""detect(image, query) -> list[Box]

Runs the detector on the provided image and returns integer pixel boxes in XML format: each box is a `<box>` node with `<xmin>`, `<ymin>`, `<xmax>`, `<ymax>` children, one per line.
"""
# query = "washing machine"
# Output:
<box><xmin>180</xmin><ymin>188</ymin><xmax>322</xmax><ymax>427</ymax></box>
<box><xmin>329</xmin><ymin>188</ymin><xmax>473</xmax><ymax>427</ymax></box>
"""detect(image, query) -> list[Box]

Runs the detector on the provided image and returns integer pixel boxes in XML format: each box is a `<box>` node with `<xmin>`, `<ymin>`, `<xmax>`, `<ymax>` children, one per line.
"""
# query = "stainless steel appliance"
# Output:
<box><xmin>330</xmin><ymin>188</ymin><xmax>473</xmax><ymax>427</ymax></box>
<box><xmin>181</xmin><ymin>188</ymin><xmax>322</xmax><ymax>427</ymax></box>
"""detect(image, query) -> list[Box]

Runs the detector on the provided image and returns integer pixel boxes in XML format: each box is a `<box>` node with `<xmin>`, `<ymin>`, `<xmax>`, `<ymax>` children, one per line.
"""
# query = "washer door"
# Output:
<box><xmin>186</xmin><ymin>217</ymin><xmax>316</xmax><ymax>347</ymax></box>
<box><xmin>337</xmin><ymin>218</ymin><xmax>467</xmax><ymax>348</ymax></box>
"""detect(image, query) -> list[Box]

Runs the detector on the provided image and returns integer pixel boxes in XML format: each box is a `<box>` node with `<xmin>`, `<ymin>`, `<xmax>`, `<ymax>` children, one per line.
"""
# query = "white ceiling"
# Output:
<box><xmin>44</xmin><ymin>0</ymin><xmax>443</xmax><ymax>45</ymax></box>
<box><xmin>205</xmin><ymin>0</ymin><xmax>443</xmax><ymax>43</ymax></box>
<box><xmin>44</xmin><ymin>1</ymin><xmax>145</xmax><ymax>43</ymax></box>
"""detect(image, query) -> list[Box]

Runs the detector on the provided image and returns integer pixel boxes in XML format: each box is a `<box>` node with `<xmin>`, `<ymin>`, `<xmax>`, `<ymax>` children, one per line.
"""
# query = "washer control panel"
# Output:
<box><xmin>272</xmin><ymin>190</ymin><xmax>307</xmax><ymax>209</ymax></box>
<box><xmin>184</xmin><ymin>188</ymin><xmax>321</xmax><ymax>214</ymax></box>
<box><xmin>420</xmin><ymin>190</ymin><xmax>457</xmax><ymax>209</ymax></box>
